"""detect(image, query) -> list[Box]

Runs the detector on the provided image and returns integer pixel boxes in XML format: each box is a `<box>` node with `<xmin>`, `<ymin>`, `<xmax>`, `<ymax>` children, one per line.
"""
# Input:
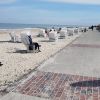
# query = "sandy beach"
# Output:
<box><xmin>0</xmin><ymin>28</ymin><xmax>81</xmax><ymax>86</ymax></box>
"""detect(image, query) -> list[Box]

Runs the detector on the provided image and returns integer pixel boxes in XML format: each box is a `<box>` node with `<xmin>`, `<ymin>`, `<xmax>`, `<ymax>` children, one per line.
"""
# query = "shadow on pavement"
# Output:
<box><xmin>70</xmin><ymin>80</ymin><xmax>100</xmax><ymax>87</ymax></box>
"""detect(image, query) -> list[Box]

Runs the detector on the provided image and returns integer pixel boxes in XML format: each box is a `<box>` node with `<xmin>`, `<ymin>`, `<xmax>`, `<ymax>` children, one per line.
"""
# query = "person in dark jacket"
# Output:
<box><xmin>91</xmin><ymin>25</ymin><xmax>94</xmax><ymax>31</ymax></box>
<box><xmin>0</xmin><ymin>62</ymin><xmax>3</xmax><ymax>66</ymax></box>
<box><xmin>28</xmin><ymin>35</ymin><xmax>41</xmax><ymax>52</ymax></box>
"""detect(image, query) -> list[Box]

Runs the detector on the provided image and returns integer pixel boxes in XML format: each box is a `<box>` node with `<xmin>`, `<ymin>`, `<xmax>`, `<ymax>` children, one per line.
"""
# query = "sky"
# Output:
<box><xmin>0</xmin><ymin>0</ymin><xmax>100</xmax><ymax>25</ymax></box>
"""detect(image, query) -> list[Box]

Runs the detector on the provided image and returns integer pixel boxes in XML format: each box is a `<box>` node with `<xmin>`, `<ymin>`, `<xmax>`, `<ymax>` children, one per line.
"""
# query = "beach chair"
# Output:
<box><xmin>59</xmin><ymin>30</ymin><xmax>67</xmax><ymax>39</ymax></box>
<box><xmin>74</xmin><ymin>28</ymin><xmax>79</xmax><ymax>34</ymax></box>
<box><xmin>48</xmin><ymin>31</ymin><xmax>58</xmax><ymax>42</ymax></box>
<box><xmin>20</xmin><ymin>33</ymin><xmax>35</xmax><ymax>53</ymax></box>
<box><xmin>79</xmin><ymin>27</ymin><xmax>85</xmax><ymax>32</ymax></box>
<box><xmin>38</xmin><ymin>29</ymin><xmax>47</xmax><ymax>37</ymax></box>
<box><xmin>9</xmin><ymin>32</ymin><xmax>21</xmax><ymax>43</ymax></box>
<box><xmin>67</xmin><ymin>28</ymin><xmax>74</xmax><ymax>36</ymax></box>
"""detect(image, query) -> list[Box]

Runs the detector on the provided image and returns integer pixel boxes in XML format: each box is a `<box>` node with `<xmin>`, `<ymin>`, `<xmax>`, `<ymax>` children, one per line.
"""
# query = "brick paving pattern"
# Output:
<box><xmin>70</xmin><ymin>44</ymin><xmax>100</xmax><ymax>48</ymax></box>
<box><xmin>15</xmin><ymin>71</ymin><xmax>100</xmax><ymax>100</ymax></box>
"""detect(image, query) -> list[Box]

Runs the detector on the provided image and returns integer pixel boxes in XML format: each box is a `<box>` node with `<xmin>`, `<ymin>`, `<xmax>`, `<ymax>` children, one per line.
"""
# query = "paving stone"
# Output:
<box><xmin>15</xmin><ymin>71</ymin><xmax>100</xmax><ymax>100</ymax></box>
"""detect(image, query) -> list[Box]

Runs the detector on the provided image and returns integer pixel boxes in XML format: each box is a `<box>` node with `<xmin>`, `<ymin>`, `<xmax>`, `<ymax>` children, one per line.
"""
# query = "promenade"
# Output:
<box><xmin>40</xmin><ymin>29</ymin><xmax>100</xmax><ymax>77</ymax></box>
<box><xmin>1</xmin><ymin>29</ymin><xmax>100</xmax><ymax>100</ymax></box>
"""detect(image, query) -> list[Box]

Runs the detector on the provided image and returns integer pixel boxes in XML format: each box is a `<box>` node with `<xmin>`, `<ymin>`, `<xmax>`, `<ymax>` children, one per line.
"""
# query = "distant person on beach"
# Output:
<box><xmin>45</xmin><ymin>28</ymin><xmax>49</xmax><ymax>36</ymax></box>
<box><xmin>27</xmin><ymin>33</ymin><xmax>41</xmax><ymax>51</ymax></box>
<box><xmin>84</xmin><ymin>28</ymin><xmax>87</xmax><ymax>32</ymax></box>
<box><xmin>91</xmin><ymin>25</ymin><xmax>94</xmax><ymax>31</ymax></box>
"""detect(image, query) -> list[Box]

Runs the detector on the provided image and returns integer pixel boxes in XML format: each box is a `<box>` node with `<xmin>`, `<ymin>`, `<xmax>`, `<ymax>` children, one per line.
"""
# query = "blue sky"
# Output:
<box><xmin>0</xmin><ymin>0</ymin><xmax>100</xmax><ymax>25</ymax></box>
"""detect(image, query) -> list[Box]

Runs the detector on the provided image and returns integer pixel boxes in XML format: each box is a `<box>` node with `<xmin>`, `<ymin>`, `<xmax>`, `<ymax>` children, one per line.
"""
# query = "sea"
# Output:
<box><xmin>0</xmin><ymin>23</ymin><xmax>84</xmax><ymax>30</ymax></box>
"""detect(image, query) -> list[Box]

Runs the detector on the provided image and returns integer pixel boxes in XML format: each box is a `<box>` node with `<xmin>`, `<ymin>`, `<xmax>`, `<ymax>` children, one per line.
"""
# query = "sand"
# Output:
<box><xmin>0</xmin><ymin>28</ymin><xmax>81</xmax><ymax>86</ymax></box>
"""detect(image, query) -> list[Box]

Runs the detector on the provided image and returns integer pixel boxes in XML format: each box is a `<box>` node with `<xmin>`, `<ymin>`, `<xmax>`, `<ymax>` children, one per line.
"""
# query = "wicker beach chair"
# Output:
<box><xmin>48</xmin><ymin>31</ymin><xmax>58</xmax><ymax>42</ymax></box>
<box><xmin>59</xmin><ymin>30</ymin><xmax>67</xmax><ymax>39</ymax></box>
<box><xmin>74</xmin><ymin>28</ymin><xmax>79</xmax><ymax>34</ymax></box>
<box><xmin>67</xmin><ymin>28</ymin><xmax>74</xmax><ymax>36</ymax></box>
<box><xmin>9</xmin><ymin>32</ymin><xmax>21</xmax><ymax>43</ymax></box>
<box><xmin>38</xmin><ymin>29</ymin><xmax>47</xmax><ymax>37</ymax></box>
<box><xmin>20</xmin><ymin>33</ymin><xmax>35</xmax><ymax>53</ymax></box>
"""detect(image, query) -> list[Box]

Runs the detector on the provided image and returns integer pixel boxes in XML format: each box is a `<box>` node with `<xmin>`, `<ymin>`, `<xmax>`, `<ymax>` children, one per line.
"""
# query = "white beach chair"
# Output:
<box><xmin>67</xmin><ymin>28</ymin><xmax>74</xmax><ymax>36</ymax></box>
<box><xmin>20</xmin><ymin>33</ymin><xmax>35</xmax><ymax>53</ymax></box>
<box><xmin>59</xmin><ymin>30</ymin><xmax>67</xmax><ymax>39</ymax></box>
<box><xmin>74</xmin><ymin>28</ymin><xmax>79</xmax><ymax>34</ymax></box>
<box><xmin>38</xmin><ymin>29</ymin><xmax>47</xmax><ymax>37</ymax></box>
<box><xmin>9</xmin><ymin>32</ymin><xmax>21</xmax><ymax>43</ymax></box>
<box><xmin>48</xmin><ymin>31</ymin><xmax>58</xmax><ymax>42</ymax></box>
<box><xmin>79</xmin><ymin>27</ymin><xmax>85</xmax><ymax>32</ymax></box>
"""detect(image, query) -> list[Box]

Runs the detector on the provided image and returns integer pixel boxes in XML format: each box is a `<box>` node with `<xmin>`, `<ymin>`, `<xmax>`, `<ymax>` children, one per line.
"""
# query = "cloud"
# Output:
<box><xmin>40</xmin><ymin>0</ymin><xmax>100</xmax><ymax>5</ymax></box>
<box><xmin>0</xmin><ymin>0</ymin><xmax>16</xmax><ymax>4</ymax></box>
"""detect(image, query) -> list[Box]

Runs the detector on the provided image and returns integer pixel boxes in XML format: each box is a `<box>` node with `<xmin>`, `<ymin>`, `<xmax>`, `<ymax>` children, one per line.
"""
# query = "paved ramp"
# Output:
<box><xmin>1</xmin><ymin>92</ymin><xmax>48</xmax><ymax>100</ymax></box>
<box><xmin>40</xmin><ymin>30</ymin><xmax>100</xmax><ymax>77</ymax></box>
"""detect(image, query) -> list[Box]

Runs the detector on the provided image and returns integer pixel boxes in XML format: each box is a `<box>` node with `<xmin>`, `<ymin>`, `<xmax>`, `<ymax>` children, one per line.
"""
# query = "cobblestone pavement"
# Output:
<box><xmin>14</xmin><ymin>30</ymin><xmax>100</xmax><ymax>100</ymax></box>
<box><xmin>16</xmin><ymin>71</ymin><xmax>100</xmax><ymax>100</ymax></box>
